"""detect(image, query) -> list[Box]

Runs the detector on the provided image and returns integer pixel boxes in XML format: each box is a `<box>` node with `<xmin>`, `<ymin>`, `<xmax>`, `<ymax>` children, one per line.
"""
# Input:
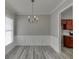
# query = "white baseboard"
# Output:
<box><xmin>5</xmin><ymin>42</ymin><xmax>16</xmax><ymax>55</ymax></box>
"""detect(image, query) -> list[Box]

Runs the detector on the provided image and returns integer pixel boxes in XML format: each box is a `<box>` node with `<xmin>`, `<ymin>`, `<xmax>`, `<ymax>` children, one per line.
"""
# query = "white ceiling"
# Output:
<box><xmin>5</xmin><ymin>0</ymin><xmax>64</xmax><ymax>15</ymax></box>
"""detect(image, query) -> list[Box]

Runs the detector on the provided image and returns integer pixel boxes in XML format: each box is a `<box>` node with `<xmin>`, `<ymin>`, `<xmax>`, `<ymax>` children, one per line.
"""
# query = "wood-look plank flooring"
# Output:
<box><xmin>62</xmin><ymin>47</ymin><xmax>73</xmax><ymax>59</ymax></box>
<box><xmin>5</xmin><ymin>46</ymin><xmax>72</xmax><ymax>59</ymax></box>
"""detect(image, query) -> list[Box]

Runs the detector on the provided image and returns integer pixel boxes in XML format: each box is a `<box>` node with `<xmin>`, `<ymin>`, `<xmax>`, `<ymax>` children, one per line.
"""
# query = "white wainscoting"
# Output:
<box><xmin>50</xmin><ymin>36</ymin><xmax>60</xmax><ymax>53</ymax></box>
<box><xmin>15</xmin><ymin>35</ymin><xmax>60</xmax><ymax>53</ymax></box>
<box><xmin>15</xmin><ymin>35</ymin><xmax>51</xmax><ymax>46</ymax></box>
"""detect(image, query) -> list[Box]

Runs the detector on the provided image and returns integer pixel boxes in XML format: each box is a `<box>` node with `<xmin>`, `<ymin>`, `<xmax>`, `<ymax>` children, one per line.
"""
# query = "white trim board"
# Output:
<box><xmin>59</xmin><ymin>3</ymin><xmax>73</xmax><ymax>14</ymax></box>
<box><xmin>50</xmin><ymin>0</ymin><xmax>66</xmax><ymax>15</ymax></box>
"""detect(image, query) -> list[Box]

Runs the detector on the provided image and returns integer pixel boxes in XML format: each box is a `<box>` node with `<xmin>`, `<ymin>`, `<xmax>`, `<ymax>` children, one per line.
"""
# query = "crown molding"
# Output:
<box><xmin>49</xmin><ymin>0</ymin><xmax>66</xmax><ymax>15</ymax></box>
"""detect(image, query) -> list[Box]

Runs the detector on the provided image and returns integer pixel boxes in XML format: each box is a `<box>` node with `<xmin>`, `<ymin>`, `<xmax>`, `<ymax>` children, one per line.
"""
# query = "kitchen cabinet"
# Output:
<box><xmin>61</xmin><ymin>19</ymin><xmax>73</xmax><ymax>30</ymax></box>
<box><xmin>66</xmin><ymin>20</ymin><xmax>73</xmax><ymax>30</ymax></box>
<box><xmin>64</xmin><ymin>36</ymin><xmax>73</xmax><ymax>48</ymax></box>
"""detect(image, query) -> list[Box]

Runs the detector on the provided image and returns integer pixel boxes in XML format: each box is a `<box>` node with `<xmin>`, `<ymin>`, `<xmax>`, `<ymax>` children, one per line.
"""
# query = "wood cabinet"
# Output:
<box><xmin>62</xmin><ymin>19</ymin><xmax>73</xmax><ymax>30</ymax></box>
<box><xmin>66</xmin><ymin>20</ymin><xmax>73</xmax><ymax>30</ymax></box>
<box><xmin>64</xmin><ymin>36</ymin><xmax>73</xmax><ymax>48</ymax></box>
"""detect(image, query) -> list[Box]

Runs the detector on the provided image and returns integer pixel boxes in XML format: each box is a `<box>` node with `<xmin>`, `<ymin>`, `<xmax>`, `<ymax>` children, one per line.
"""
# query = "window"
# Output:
<box><xmin>5</xmin><ymin>16</ymin><xmax>14</xmax><ymax>46</ymax></box>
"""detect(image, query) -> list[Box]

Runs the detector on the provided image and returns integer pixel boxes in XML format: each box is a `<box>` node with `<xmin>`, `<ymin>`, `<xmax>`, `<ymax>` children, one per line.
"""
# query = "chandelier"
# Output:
<box><xmin>28</xmin><ymin>0</ymin><xmax>39</xmax><ymax>23</ymax></box>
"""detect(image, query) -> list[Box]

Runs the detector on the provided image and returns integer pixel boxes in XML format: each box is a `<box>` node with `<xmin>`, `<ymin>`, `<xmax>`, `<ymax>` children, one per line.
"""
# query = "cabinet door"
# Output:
<box><xmin>66</xmin><ymin>20</ymin><xmax>73</xmax><ymax>29</ymax></box>
<box><xmin>64</xmin><ymin>36</ymin><xmax>73</xmax><ymax>48</ymax></box>
<box><xmin>61</xmin><ymin>20</ymin><xmax>67</xmax><ymax>29</ymax></box>
<box><xmin>62</xmin><ymin>20</ymin><xmax>66</xmax><ymax>24</ymax></box>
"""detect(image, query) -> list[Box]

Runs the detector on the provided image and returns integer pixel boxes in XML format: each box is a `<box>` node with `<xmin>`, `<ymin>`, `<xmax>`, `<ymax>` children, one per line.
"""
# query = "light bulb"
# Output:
<box><xmin>28</xmin><ymin>16</ymin><xmax>31</xmax><ymax>19</ymax></box>
<box><xmin>36</xmin><ymin>17</ymin><xmax>38</xmax><ymax>22</ymax></box>
<box><xmin>36</xmin><ymin>17</ymin><xmax>38</xmax><ymax>20</ymax></box>
<box><xmin>34</xmin><ymin>16</ymin><xmax>36</xmax><ymax>18</ymax></box>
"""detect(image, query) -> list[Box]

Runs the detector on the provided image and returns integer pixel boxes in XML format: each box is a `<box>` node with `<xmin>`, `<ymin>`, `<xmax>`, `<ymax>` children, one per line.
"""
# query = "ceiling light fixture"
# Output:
<box><xmin>28</xmin><ymin>0</ymin><xmax>38</xmax><ymax>23</ymax></box>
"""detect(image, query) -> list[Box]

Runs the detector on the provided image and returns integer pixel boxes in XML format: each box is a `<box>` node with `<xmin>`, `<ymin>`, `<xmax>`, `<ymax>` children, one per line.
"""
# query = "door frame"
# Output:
<box><xmin>58</xmin><ymin>3</ymin><xmax>73</xmax><ymax>53</ymax></box>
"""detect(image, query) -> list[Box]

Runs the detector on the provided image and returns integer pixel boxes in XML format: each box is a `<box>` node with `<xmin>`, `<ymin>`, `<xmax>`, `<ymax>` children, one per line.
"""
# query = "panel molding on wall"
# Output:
<box><xmin>15</xmin><ymin>35</ymin><xmax>51</xmax><ymax>46</ymax></box>
<box><xmin>50</xmin><ymin>36</ymin><xmax>60</xmax><ymax>53</ymax></box>
<box><xmin>15</xmin><ymin>35</ymin><xmax>60</xmax><ymax>53</ymax></box>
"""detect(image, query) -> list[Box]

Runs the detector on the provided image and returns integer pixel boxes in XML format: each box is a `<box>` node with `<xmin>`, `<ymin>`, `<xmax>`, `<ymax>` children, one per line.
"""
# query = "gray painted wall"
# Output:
<box><xmin>50</xmin><ymin>0</ymin><xmax>73</xmax><ymax>52</ymax></box>
<box><xmin>5</xmin><ymin>7</ymin><xmax>15</xmax><ymax>19</ymax></box>
<box><xmin>61</xmin><ymin>6</ymin><xmax>73</xmax><ymax>19</ymax></box>
<box><xmin>15</xmin><ymin>15</ymin><xmax>51</xmax><ymax>35</ymax></box>
<box><xmin>51</xmin><ymin>0</ymin><xmax>72</xmax><ymax>37</ymax></box>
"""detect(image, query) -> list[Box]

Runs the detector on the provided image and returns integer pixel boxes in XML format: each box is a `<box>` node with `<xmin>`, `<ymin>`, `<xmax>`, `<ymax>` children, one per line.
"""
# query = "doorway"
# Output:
<box><xmin>59</xmin><ymin>4</ymin><xmax>73</xmax><ymax>59</ymax></box>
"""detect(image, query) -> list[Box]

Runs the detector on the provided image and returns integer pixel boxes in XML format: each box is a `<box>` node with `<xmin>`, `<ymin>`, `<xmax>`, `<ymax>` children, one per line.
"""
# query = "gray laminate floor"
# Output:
<box><xmin>62</xmin><ymin>47</ymin><xmax>73</xmax><ymax>59</ymax></box>
<box><xmin>5</xmin><ymin>46</ymin><xmax>72</xmax><ymax>59</ymax></box>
